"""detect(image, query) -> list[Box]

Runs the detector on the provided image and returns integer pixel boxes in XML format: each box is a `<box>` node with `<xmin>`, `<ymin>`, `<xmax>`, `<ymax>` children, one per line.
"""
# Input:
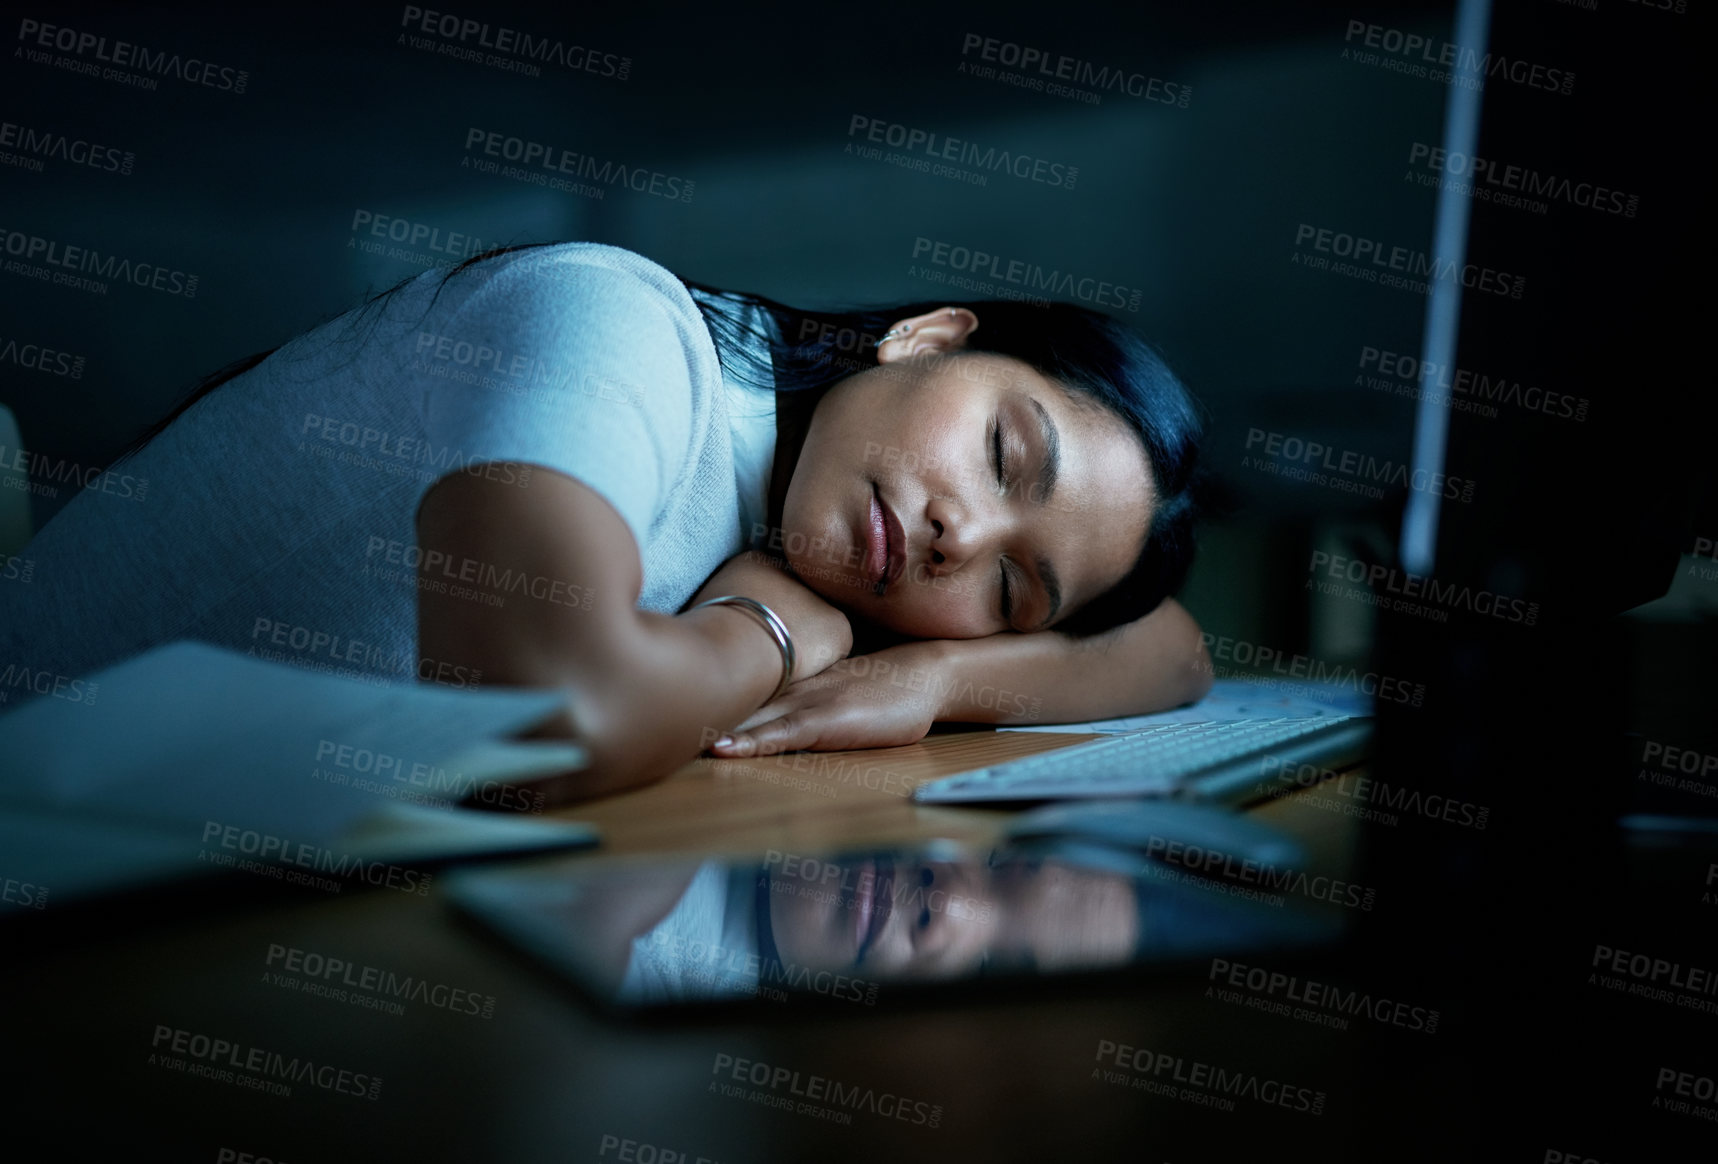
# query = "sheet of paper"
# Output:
<box><xmin>1000</xmin><ymin>677</ymin><xmax>1373</xmax><ymax>734</ymax></box>
<box><xmin>0</xmin><ymin>641</ymin><xmax>575</xmax><ymax>838</ymax></box>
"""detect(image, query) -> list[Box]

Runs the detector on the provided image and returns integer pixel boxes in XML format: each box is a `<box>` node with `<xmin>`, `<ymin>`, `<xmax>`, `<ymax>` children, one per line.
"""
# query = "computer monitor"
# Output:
<box><xmin>1357</xmin><ymin>0</ymin><xmax>1703</xmax><ymax>1153</ymax></box>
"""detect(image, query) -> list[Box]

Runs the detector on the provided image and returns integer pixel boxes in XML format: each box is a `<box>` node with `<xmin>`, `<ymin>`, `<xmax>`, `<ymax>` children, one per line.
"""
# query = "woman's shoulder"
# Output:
<box><xmin>470</xmin><ymin>242</ymin><xmax>698</xmax><ymax>318</ymax></box>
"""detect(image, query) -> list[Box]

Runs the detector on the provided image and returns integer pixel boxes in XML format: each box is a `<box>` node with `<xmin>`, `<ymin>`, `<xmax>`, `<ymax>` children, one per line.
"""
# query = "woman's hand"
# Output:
<box><xmin>689</xmin><ymin>550</ymin><xmax>854</xmax><ymax>682</ymax></box>
<box><xmin>707</xmin><ymin>641</ymin><xmax>948</xmax><ymax>758</ymax></box>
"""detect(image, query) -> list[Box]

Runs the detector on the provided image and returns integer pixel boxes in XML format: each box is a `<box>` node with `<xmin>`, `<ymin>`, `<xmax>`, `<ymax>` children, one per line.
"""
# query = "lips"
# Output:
<box><xmin>865</xmin><ymin>484</ymin><xmax>907</xmax><ymax>595</ymax></box>
<box><xmin>853</xmin><ymin>855</ymin><xmax>896</xmax><ymax>965</ymax></box>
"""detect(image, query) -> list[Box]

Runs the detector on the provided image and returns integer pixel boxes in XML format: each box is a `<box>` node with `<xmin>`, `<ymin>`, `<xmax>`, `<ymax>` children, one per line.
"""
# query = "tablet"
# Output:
<box><xmin>444</xmin><ymin>834</ymin><xmax>1347</xmax><ymax>1014</ymax></box>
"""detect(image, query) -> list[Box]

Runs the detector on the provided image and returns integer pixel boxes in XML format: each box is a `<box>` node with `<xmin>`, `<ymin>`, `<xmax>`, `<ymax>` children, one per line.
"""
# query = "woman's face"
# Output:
<box><xmin>764</xmin><ymin>851</ymin><xmax>1140</xmax><ymax>980</ymax></box>
<box><xmin>778</xmin><ymin>307</ymin><xmax>1155</xmax><ymax>639</ymax></box>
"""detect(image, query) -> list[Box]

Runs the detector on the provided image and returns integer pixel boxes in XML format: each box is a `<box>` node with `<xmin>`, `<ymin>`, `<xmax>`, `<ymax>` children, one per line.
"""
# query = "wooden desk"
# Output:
<box><xmin>577</xmin><ymin>727</ymin><xmax>1364</xmax><ymax>885</ymax></box>
<box><xmin>6</xmin><ymin>728</ymin><xmax>1372</xmax><ymax>1164</ymax></box>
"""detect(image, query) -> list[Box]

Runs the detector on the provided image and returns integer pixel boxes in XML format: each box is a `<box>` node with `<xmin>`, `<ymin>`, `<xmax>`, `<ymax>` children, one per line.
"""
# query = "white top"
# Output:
<box><xmin>617</xmin><ymin>860</ymin><xmax>761</xmax><ymax>1003</ymax></box>
<box><xmin>0</xmin><ymin>243</ymin><xmax>778</xmax><ymax>696</ymax></box>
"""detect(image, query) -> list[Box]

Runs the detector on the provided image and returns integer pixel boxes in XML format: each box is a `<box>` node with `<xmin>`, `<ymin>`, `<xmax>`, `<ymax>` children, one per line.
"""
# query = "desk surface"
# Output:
<box><xmin>577</xmin><ymin>728</ymin><xmax>1361</xmax><ymax>875</ymax></box>
<box><xmin>7</xmin><ymin>728</ymin><xmax>1373</xmax><ymax>1164</ymax></box>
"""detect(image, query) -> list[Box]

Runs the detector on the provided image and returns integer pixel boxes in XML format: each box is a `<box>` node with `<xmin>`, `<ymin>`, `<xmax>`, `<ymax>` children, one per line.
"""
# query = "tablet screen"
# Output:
<box><xmin>447</xmin><ymin>836</ymin><xmax>1345</xmax><ymax>1011</ymax></box>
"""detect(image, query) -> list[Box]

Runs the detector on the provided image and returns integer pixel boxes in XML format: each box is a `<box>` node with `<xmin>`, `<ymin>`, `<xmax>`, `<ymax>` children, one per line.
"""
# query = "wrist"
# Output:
<box><xmin>885</xmin><ymin>638</ymin><xmax>958</xmax><ymax>719</ymax></box>
<box><xmin>676</xmin><ymin>603</ymin><xmax>784</xmax><ymax>708</ymax></box>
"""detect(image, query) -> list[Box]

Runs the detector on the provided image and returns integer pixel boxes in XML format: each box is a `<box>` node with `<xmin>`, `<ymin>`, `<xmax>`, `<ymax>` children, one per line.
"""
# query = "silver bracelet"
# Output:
<box><xmin>690</xmin><ymin>594</ymin><xmax>797</xmax><ymax>703</ymax></box>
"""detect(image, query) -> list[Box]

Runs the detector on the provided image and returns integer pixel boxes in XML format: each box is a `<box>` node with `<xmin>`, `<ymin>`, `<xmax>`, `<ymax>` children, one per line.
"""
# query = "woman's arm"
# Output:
<box><xmin>414</xmin><ymin>465</ymin><xmax>850</xmax><ymax>798</ymax></box>
<box><xmin>927</xmin><ymin>597</ymin><xmax>1212</xmax><ymax>724</ymax></box>
<box><xmin>709</xmin><ymin>598</ymin><xmax>1212</xmax><ymax>757</ymax></box>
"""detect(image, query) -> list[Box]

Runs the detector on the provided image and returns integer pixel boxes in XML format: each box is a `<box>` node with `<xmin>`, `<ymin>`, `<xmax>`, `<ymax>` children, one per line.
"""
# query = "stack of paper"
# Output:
<box><xmin>0</xmin><ymin>642</ymin><xmax>597</xmax><ymax>911</ymax></box>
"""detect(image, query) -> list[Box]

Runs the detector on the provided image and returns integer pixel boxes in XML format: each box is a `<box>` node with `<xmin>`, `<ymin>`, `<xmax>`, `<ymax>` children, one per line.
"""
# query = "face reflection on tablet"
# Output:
<box><xmin>762</xmin><ymin>852</ymin><xmax>1139</xmax><ymax>980</ymax></box>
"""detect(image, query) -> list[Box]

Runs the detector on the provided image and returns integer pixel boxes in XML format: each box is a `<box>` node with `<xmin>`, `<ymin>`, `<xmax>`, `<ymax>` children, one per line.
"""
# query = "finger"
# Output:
<box><xmin>709</xmin><ymin>710</ymin><xmax>818</xmax><ymax>759</ymax></box>
<box><xmin>730</xmin><ymin>697</ymin><xmax>797</xmax><ymax>735</ymax></box>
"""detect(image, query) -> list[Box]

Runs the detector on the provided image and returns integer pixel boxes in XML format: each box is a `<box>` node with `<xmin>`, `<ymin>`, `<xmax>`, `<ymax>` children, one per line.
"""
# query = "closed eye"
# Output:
<box><xmin>991</xmin><ymin>419</ymin><xmax>1014</xmax><ymax>623</ymax></box>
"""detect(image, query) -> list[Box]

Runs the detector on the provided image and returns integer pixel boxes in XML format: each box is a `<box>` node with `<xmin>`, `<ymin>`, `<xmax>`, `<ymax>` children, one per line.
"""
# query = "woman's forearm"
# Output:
<box><xmin>415</xmin><ymin>467</ymin><xmax>822</xmax><ymax>798</ymax></box>
<box><xmin>687</xmin><ymin>549</ymin><xmax>854</xmax><ymax>681</ymax></box>
<box><xmin>927</xmin><ymin>597</ymin><xmax>1213</xmax><ymax>725</ymax></box>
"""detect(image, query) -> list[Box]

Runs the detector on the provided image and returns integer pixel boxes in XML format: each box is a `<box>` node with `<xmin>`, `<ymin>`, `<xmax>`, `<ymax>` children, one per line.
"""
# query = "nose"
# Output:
<box><xmin>923</xmin><ymin>495</ymin><xmax>999</xmax><ymax>575</ymax></box>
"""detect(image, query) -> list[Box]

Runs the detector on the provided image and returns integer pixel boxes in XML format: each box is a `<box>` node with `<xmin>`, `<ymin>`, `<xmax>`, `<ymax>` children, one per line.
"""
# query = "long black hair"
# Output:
<box><xmin>114</xmin><ymin>241</ymin><xmax>1210</xmax><ymax>637</ymax></box>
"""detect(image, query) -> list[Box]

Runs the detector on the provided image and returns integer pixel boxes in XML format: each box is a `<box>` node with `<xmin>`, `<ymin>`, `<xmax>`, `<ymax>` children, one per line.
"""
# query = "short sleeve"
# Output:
<box><xmin>412</xmin><ymin>245</ymin><xmax>708</xmax><ymax>550</ymax></box>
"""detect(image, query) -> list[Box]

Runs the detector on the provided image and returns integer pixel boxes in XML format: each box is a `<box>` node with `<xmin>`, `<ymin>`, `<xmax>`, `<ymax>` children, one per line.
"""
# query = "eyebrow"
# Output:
<box><xmin>1029</xmin><ymin>397</ymin><xmax>1060</xmax><ymax>504</ymax></box>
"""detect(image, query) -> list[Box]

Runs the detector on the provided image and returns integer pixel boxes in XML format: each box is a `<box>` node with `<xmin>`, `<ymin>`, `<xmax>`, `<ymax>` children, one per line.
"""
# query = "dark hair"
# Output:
<box><xmin>115</xmin><ymin>241</ymin><xmax>1209</xmax><ymax>636</ymax></box>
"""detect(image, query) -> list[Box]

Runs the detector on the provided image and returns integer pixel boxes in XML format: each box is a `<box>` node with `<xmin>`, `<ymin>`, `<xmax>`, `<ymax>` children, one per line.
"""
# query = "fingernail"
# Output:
<box><xmin>712</xmin><ymin>735</ymin><xmax>734</xmax><ymax>749</ymax></box>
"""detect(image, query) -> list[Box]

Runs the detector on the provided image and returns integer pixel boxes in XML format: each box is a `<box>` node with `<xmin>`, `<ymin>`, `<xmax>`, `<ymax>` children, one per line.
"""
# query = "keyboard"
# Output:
<box><xmin>912</xmin><ymin>717</ymin><xmax>1373</xmax><ymax>805</ymax></box>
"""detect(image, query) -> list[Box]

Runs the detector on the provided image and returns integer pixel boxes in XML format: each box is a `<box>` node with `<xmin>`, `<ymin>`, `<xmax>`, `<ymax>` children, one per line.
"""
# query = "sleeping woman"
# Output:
<box><xmin>0</xmin><ymin>241</ymin><xmax>1213</xmax><ymax>798</ymax></box>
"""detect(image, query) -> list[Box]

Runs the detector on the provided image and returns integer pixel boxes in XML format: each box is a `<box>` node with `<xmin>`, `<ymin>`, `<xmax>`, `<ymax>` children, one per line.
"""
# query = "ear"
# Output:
<box><xmin>876</xmin><ymin>307</ymin><xmax>980</xmax><ymax>362</ymax></box>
